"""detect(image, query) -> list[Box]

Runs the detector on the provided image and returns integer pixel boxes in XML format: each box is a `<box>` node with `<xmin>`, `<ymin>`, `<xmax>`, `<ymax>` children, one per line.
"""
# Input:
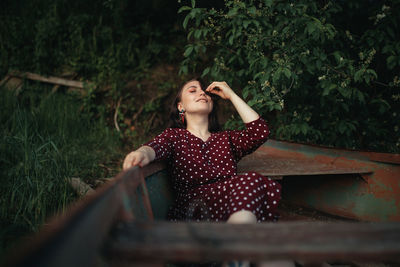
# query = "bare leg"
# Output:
<box><xmin>227</xmin><ymin>209</ymin><xmax>257</xmax><ymax>224</ymax></box>
<box><xmin>226</xmin><ymin>210</ymin><xmax>295</xmax><ymax>267</ymax></box>
<box><xmin>257</xmin><ymin>261</ymin><xmax>296</xmax><ymax>267</ymax></box>
<box><xmin>223</xmin><ymin>210</ymin><xmax>256</xmax><ymax>267</ymax></box>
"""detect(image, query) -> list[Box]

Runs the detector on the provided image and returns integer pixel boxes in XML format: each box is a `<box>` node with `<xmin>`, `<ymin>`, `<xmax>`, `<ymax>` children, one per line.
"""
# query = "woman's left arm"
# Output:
<box><xmin>206</xmin><ymin>81</ymin><xmax>259</xmax><ymax>123</ymax></box>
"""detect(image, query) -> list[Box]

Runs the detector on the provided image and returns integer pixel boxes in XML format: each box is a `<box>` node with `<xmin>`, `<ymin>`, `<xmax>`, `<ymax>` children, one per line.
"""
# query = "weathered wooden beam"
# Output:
<box><xmin>104</xmin><ymin>221</ymin><xmax>400</xmax><ymax>263</ymax></box>
<box><xmin>8</xmin><ymin>71</ymin><xmax>92</xmax><ymax>89</ymax></box>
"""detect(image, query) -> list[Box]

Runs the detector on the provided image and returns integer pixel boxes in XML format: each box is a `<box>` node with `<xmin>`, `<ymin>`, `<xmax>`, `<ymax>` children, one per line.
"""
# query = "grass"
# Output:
<box><xmin>0</xmin><ymin>84</ymin><xmax>123</xmax><ymax>260</ymax></box>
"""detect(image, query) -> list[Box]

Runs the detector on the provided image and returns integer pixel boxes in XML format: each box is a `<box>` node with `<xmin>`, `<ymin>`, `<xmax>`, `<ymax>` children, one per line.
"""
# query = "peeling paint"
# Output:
<box><xmin>268</xmin><ymin>138</ymin><xmax>400</xmax><ymax>222</ymax></box>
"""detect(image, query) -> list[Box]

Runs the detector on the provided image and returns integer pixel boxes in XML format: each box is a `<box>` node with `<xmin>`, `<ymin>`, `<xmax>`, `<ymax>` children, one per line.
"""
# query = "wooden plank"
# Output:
<box><xmin>9</xmin><ymin>71</ymin><xmax>91</xmax><ymax>89</ymax></box>
<box><xmin>104</xmin><ymin>221</ymin><xmax>400</xmax><ymax>263</ymax></box>
<box><xmin>237</xmin><ymin>141</ymin><xmax>376</xmax><ymax>178</ymax></box>
<box><xmin>238</xmin><ymin>154</ymin><xmax>372</xmax><ymax>177</ymax></box>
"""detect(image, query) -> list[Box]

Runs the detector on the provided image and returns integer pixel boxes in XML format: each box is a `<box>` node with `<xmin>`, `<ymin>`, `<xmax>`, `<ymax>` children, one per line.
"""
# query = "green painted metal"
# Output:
<box><xmin>145</xmin><ymin>168</ymin><xmax>174</xmax><ymax>220</ymax></box>
<box><xmin>266</xmin><ymin>140</ymin><xmax>400</xmax><ymax>222</ymax></box>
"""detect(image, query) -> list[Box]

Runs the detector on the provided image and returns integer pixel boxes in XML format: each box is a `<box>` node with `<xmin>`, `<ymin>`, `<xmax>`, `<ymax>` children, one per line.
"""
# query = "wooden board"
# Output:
<box><xmin>104</xmin><ymin>221</ymin><xmax>400</xmax><ymax>263</ymax></box>
<box><xmin>237</xmin><ymin>146</ymin><xmax>373</xmax><ymax>177</ymax></box>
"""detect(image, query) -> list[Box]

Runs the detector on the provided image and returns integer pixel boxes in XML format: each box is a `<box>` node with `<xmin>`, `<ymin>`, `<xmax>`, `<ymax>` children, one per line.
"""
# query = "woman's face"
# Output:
<box><xmin>178</xmin><ymin>80</ymin><xmax>213</xmax><ymax>115</ymax></box>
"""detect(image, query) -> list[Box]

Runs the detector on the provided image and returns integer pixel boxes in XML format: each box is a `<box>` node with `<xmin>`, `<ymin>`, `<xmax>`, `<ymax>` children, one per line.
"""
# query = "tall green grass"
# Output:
<box><xmin>0</xmin><ymin>85</ymin><xmax>122</xmax><ymax>258</ymax></box>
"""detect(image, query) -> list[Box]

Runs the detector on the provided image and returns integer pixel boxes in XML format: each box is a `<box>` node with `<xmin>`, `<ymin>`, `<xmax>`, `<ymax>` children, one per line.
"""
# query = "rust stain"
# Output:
<box><xmin>253</xmin><ymin>140</ymin><xmax>400</xmax><ymax>221</ymax></box>
<box><xmin>359</xmin><ymin>151</ymin><xmax>400</xmax><ymax>164</ymax></box>
<box><xmin>238</xmin><ymin>142</ymin><xmax>374</xmax><ymax>177</ymax></box>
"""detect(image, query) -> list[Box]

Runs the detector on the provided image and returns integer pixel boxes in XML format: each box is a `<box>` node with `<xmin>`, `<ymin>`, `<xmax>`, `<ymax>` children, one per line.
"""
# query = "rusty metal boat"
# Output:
<box><xmin>145</xmin><ymin>139</ymin><xmax>400</xmax><ymax>222</ymax></box>
<box><xmin>4</xmin><ymin>139</ymin><xmax>400</xmax><ymax>267</ymax></box>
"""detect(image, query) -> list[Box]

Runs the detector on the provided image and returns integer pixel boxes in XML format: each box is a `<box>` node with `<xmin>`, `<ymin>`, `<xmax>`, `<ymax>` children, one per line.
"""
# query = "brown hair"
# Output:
<box><xmin>168</xmin><ymin>78</ymin><xmax>221</xmax><ymax>132</ymax></box>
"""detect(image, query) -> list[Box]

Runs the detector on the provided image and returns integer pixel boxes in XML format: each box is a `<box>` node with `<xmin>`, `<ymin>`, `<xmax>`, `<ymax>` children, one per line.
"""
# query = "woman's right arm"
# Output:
<box><xmin>122</xmin><ymin>145</ymin><xmax>155</xmax><ymax>170</ymax></box>
<box><xmin>122</xmin><ymin>128</ymin><xmax>176</xmax><ymax>170</ymax></box>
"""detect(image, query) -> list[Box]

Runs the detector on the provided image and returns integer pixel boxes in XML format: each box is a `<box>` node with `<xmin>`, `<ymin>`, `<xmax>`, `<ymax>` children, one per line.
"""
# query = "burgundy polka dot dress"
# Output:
<box><xmin>144</xmin><ymin>117</ymin><xmax>281</xmax><ymax>222</ymax></box>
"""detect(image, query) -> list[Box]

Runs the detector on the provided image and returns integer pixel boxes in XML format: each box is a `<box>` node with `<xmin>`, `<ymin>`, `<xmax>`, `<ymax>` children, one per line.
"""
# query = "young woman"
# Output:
<box><xmin>123</xmin><ymin>79</ymin><xmax>281</xmax><ymax>224</ymax></box>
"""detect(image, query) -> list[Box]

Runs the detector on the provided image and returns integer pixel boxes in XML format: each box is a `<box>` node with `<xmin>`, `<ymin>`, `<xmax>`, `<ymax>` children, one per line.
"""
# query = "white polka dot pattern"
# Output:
<box><xmin>143</xmin><ymin>117</ymin><xmax>280</xmax><ymax>222</ymax></box>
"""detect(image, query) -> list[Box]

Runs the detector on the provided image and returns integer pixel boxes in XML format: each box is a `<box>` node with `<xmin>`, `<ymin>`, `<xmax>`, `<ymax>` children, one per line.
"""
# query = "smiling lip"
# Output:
<box><xmin>196</xmin><ymin>98</ymin><xmax>208</xmax><ymax>102</ymax></box>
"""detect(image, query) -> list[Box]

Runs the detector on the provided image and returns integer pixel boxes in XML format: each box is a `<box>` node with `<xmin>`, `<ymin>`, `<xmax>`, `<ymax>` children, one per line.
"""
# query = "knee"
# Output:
<box><xmin>227</xmin><ymin>210</ymin><xmax>257</xmax><ymax>224</ymax></box>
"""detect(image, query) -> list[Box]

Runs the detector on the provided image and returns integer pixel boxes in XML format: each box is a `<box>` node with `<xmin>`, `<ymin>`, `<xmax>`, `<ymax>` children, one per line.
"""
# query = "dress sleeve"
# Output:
<box><xmin>142</xmin><ymin>128</ymin><xmax>175</xmax><ymax>161</ymax></box>
<box><xmin>228</xmin><ymin>117</ymin><xmax>269</xmax><ymax>162</ymax></box>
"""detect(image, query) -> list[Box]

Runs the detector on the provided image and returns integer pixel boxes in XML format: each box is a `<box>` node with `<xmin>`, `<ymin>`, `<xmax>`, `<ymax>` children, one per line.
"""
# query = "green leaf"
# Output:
<box><xmin>248</xmin><ymin>6</ymin><xmax>257</xmax><ymax>15</ymax></box>
<box><xmin>355</xmin><ymin>90</ymin><xmax>365</xmax><ymax>104</ymax></box>
<box><xmin>294</xmin><ymin>125</ymin><xmax>301</xmax><ymax>135</ymax></box>
<box><xmin>264</xmin><ymin>0</ymin><xmax>273</xmax><ymax>7</ymax></box>
<box><xmin>201</xmin><ymin>67</ymin><xmax>210</xmax><ymax>77</ymax></box>
<box><xmin>243</xmin><ymin>89</ymin><xmax>249</xmax><ymax>99</ymax></box>
<box><xmin>338</xmin><ymin>87</ymin><xmax>350</xmax><ymax>98</ymax></box>
<box><xmin>316</xmin><ymin>60</ymin><xmax>322</xmax><ymax>70</ymax></box>
<box><xmin>191</xmin><ymin>0</ymin><xmax>195</xmax><ymax>8</ymax></box>
<box><xmin>178</xmin><ymin>6</ymin><xmax>192</xmax><ymax>14</ymax></box>
<box><xmin>382</xmin><ymin>45</ymin><xmax>392</xmax><ymax>54</ymax></box>
<box><xmin>187</xmin><ymin>30</ymin><xmax>194</xmax><ymax>40</ymax></box>
<box><xmin>180</xmin><ymin>65</ymin><xmax>188</xmax><ymax>75</ymax></box>
<box><xmin>305</xmin><ymin>22</ymin><xmax>316</xmax><ymax>35</ymax></box>
<box><xmin>332</xmin><ymin>51</ymin><xmax>341</xmax><ymax>63</ymax></box>
<box><xmin>227</xmin><ymin>8</ymin><xmax>238</xmax><ymax>17</ymax></box>
<box><xmin>183</xmin><ymin>14</ymin><xmax>190</xmax><ymax>29</ymax></box>
<box><xmin>243</xmin><ymin>20</ymin><xmax>251</xmax><ymax>29</ymax></box>
<box><xmin>283</xmin><ymin>68</ymin><xmax>291</xmax><ymax>79</ymax></box>
<box><xmin>387</xmin><ymin>55</ymin><xmax>397</xmax><ymax>70</ymax></box>
<box><xmin>366</xmin><ymin>69</ymin><xmax>377</xmax><ymax>80</ymax></box>
<box><xmin>354</xmin><ymin>69</ymin><xmax>364</xmax><ymax>82</ymax></box>
<box><xmin>322</xmin><ymin>83</ymin><xmax>336</xmax><ymax>96</ymax></box>
<box><xmin>194</xmin><ymin>29</ymin><xmax>202</xmax><ymax>39</ymax></box>
<box><xmin>183</xmin><ymin>46</ymin><xmax>193</xmax><ymax>57</ymax></box>
<box><xmin>273</xmin><ymin>68</ymin><xmax>282</xmax><ymax>83</ymax></box>
<box><xmin>228</xmin><ymin>35</ymin><xmax>234</xmax><ymax>45</ymax></box>
<box><xmin>347</xmin><ymin>122</ymin><xmax>356</xmax><ymax>132</ymax></box>
<box><xmin>301</xmin><ymin>123</ymin><xmax>308</xmax><ymax>135</ymax></box>
<box><xmin>338</xmin><ymin>121</ymin><xmax>346</xmax><ymax>134</ymax></box>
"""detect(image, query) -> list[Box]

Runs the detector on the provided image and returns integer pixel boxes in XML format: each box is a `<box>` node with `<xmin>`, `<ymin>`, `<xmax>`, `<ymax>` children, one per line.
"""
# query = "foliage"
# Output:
<box><xmin>0</xmin><ymin>85</ymin><xmax>122</xmax><ymax>258</ymax></box>
<box><xmin>179</xmin><ymin>0</ymin><xmax>400</xmax><ymax>152</ymax></box>
<box><xmin>0</xmin><ymin>0</ymin><xmax>184</xmax><ymax>128</ymax></box>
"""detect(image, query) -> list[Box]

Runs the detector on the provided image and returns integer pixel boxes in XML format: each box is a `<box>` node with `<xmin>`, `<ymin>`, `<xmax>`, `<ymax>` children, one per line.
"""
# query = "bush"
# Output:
<box><xmin>179</xmin><ymin>0</ymin><xmax>400</xmax><ymax>152</ymax></box>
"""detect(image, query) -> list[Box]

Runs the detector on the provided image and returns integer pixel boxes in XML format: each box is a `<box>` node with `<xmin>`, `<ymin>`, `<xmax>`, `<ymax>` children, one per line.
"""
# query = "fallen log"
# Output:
<box><xmin>8</xmin><ymin>71</ymin><xmax>93</xmax><ymax>89</ymax></box>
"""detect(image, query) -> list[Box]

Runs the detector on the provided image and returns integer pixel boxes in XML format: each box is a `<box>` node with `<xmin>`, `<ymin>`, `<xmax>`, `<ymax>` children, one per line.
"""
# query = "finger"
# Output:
<box><xmin>139</xmin><ymin>157</ymin><xmax>150</xmax><ymax>167</ymax></box>
<box><xmin>123</xmin><ymin>155</ymin><xmax>131</xmax><ymax>170</ymax></box>
<box><xmin>207</xmin><ymin>84</ymin><xmax>220</xmax><ymax>93</ymax></box>
<box><xmin>131</xmin><ymin>156</ymin><xmax>140</xmax><ymax>166</ymax></box>
<box><xmin>123</xmin><ymin>161</ymin><xmax>127</xmax><ymax>170</ymax></box>
<box><xmin>123</xmin><ymin>154</ymin><xmax>135</xmax><ymax>170</ymax></box>
<box><xmin>123</xmin><ymin>161</ymin><xmax>131</xmax><ymax>170</ymax></box>
<box><xmin>206</xmin><ymin>82</ymin><xmax>218</xmax><ymax>91</ymax></box>
<box><xmin>133</xmin><ymin>154</ymin><xmax>145</xmax><ymax>167</ymax></box>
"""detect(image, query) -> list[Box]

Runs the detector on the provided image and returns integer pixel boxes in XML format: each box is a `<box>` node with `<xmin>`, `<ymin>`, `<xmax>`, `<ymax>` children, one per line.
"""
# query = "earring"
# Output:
<box><xmin>179</xmin><ymin>109</ymin><xmax>185</xmax><ymax>124</ymax></box>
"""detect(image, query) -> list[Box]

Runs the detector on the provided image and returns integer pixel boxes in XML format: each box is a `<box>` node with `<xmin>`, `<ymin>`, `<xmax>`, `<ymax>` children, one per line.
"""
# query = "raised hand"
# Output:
<box><xmin>205</xmin><ymin>81</ymin><xmax>236</xmax><ymax>100</ymax></box>
<box><xmin>206</xmin><ymin>81</ymin><xmax>259</xmax><ymax>123</ymax></box>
